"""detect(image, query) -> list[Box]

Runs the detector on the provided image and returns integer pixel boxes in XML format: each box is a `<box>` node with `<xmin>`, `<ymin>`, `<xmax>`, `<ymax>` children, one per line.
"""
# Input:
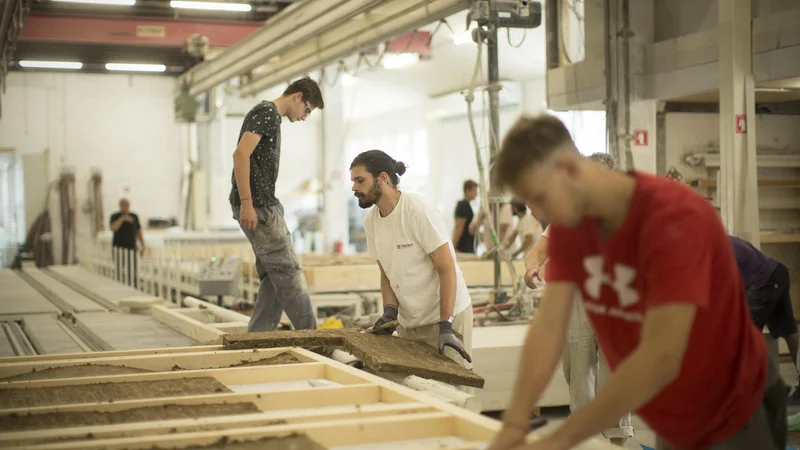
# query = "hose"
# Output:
<box><xmin>464</xmin><ymin>30</ymin><xmax>520</xmax><ymax>302</ymax></box>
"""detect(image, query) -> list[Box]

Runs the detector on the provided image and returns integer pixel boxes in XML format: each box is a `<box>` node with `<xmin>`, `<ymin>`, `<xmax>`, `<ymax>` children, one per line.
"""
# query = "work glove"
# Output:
<box><xmin>372</xmin><ymin>305</ymin><xmax>398</xmax><ymax>335</ymax></box>
<box><xmin>438</xmin><ymin>321</ymin><xmax>472</xmax><ymax>363</ymax></box>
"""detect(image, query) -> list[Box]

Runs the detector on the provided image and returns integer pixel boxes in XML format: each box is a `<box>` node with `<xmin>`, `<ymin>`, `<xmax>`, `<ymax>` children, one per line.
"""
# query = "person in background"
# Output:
<box><xmin>504</xmin><ymin>200</ymin><xmax>542</xmax><ymax>260</ymax></box>
<box><xmin>453</xmin><ymin>180</ymin><xmax>479</xmax><ymax>253</ymax></box>
<box><xmin>470</xmin><ymin>201</ymin><xmax>514</xmax><ymax>253</ymax></box>
<box><xmin>350</xmin><ymin>149</ymin><xmax>473</xmax><ymax>366</ymax></box>
<box><xmin>487</xmin><ymin>114</ymin><xmax>783</xmax><ymax>450</ymax></box>
<box><xmin>109</xmin><ymin>198</ymin><xmax>145</xmax><ymax>287</ymax></box>
<box><xmin>230</xmin><ymin>76</ymin><xmax>324</xmax><ymax>333</ymax></box>
<box><xmin>730</xmin><ymin>235</ymin><xmax>799</xmax><ymax>402</ymax></box>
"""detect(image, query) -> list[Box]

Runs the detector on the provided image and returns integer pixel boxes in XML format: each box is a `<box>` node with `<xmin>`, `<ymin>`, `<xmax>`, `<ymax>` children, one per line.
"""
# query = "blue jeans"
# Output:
<box><xmin>232</xmin><ymin>203</ymin><xmax>316</xmax><ymax>332</ymax></box>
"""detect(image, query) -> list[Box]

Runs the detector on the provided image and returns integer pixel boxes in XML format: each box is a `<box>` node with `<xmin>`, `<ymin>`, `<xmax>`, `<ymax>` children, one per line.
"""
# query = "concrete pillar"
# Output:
<box><xmin>718</xmin><ymin>0</ymin><xmax>759</xmax><ymax>245</ymax></box>
<box><xmin>320</xmin><ymin>80</ymin><xmax>349</xmax><ymax>253</ymax></box>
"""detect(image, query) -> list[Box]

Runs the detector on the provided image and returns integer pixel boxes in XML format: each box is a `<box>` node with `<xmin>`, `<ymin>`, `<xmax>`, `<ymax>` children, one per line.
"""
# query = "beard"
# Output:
<box><xmin>355</xmin><ymin>183</ymin><xmax>382</xmax><ymax>209</ymax></box>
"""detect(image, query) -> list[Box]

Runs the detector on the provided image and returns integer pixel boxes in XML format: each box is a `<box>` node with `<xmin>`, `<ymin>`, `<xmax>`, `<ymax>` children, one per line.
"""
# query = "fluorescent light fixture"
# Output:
<box><xmin>170</xmin><ymin>1</ymin><xmax>251</xmax><ymax>11</ymax></box>
<box><xmin>341</xmin><ymin>73</ymin><xmax>357</xmax><ymax>86</ymax></box>
<box><xmin>454</xmin><ymin>24</ymin><xmax>477</xmax><ymax>45</ymax></box>
<box><xmin>382</xmin><ymin>53</ymin><xmax>417</xmax><ymax>70</ymax></box>
<box><xmin>52</xmin><ymin>0</ymin><xmax>135</xmax><ymax>5</ymax></box>
<box><xmin>755</xmin><ymin>87</ymin><xmax>790</xmax><ymax>93</ymax></box>
<box><xmin>19</xmin><ymin>60</ymin><xmax>83</xmax><ymax>70</ymax></box>
<box><xmin>105</xmin><ymin>63</ymin><xmax>167</xmax><ymax>72</ymax></box>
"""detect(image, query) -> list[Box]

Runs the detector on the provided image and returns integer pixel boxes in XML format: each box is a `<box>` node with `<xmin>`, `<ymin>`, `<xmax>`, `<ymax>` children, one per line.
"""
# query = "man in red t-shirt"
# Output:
<box><xmin>485</xmin><ymin>114</ymin><xmax>786</xmax><ymax>450</ymax></box>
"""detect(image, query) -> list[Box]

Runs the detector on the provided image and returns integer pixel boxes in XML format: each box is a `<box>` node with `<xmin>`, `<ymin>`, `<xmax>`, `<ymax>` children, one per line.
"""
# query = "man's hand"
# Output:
<box><xmin>372</xmin><ymin>305</ymin><xmax>398</xmax><ymax>335</ymax></box>
<box><xmin>239</xmin><ymin>204</ymin><xmax>258</xmax><ymax>230</ymax></box>
<box><xmin>485</xmin><ymin>426</ymin><xmax>527</xmax><ymax>450</ymax></box>
<box><xmin>438</xmin><ymin>321</ymin><xmax>471</xmax><ymax>362</ymax></box>
<box><xmin>524</xmin><ymin>266</ymin><xmax>541</xmax><ymax>288</ymax></box>
<box><xmin>139</xmin><ymin>245</ymin><xmax>146</xmax><ymax>257</ymax></box>
<box><xmin>122</xmin><ymin>215</ymin><xmax>134</xmax><ymax>223</ymax></box>
<box><xmin>511</xmin><ymin>435</ymin><xmax>570</xmax><ymax>450</ymax></box>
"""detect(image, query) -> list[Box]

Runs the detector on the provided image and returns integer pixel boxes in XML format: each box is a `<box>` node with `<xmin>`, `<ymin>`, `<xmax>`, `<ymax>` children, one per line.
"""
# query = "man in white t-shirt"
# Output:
<box><xmin>349</xmin><ymin>150</ymin><xmax>473</xmax><ymax>366</ymax></box>
<box><xmin>504</xmin><ymin>200</ymin><xmax>542</xmax><ymax>259</ymax></box>
<box><xmin>523</xmin><ymin>152</ymin><xmax>634</xmax><ymax>446</ymax></box>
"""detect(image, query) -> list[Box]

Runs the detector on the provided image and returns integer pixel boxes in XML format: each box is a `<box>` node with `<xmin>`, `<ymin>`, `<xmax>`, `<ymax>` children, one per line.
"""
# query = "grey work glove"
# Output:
<box><xmin>372</xmin><ymin>305</ymin><xmax>398</xmax><ymax>335</ymax></box>
<box><xmin>438</xmin><ymin>321</ymin><xmax>472</xmax><ymax>363</ymax></box>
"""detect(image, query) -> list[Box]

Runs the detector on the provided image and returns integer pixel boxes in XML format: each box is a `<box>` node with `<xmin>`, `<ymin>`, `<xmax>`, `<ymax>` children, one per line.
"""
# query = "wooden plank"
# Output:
<box><xmin>209</xmin><ymin>322</ymin><xmax>249</xmax><ymax>333</ymax></box>
<box><xmin>224</xmin><ymin>331</ymin><xmax>485</xmax><ymax>388</ymax></box>
<box><xmin>20</xmin><ymin>315</ymin><xmax>86</xmax><ymax>355</ymax></box>
<box><xmin>1</xmin><ymin>362</ymin><xmax>328</xmax><ymax>389</ymax></box>
<box><xmin>19</xmin><ymin>412</ymin><xmax>457</xmax><ymax>450</ymax></box>
<box><xmin>0</xmin><ymin>348</ymin><xmax>311</xmax><ymax>379</ymax></box>
<box><xmin>0</xmin><ymin>402</ymin><xmax>434</xmax><ymax>447</ymax></box>
<box><xmin>150</xmin><ymin>305</ymin><xmax>227</xmax><ymax>343</ymax></box>
<box><xmin>0</xmin><ymin>344</ymin><xmax>219</xmax><ymax>365</ymax></box>
<box><xmin>0</xmin><ymin>270</ymin><xmax>59</xmax><ymax>315</ymax></box>
<box><xmin>0</xmin><ymin>384</ymin><xmax>381</xmax><ymax>416</ymax></box>
<box><xmin>74</xmin><ymin>311</ymin><xmax>198</xmax><ymax>350</ymax></box>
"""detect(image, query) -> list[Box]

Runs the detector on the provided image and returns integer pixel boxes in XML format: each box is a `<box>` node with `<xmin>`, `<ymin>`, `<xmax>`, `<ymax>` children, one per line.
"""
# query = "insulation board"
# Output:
<box><xmin>22</xmin><ymin>268</ymin><xmax>107</xmax><ymax>312</ymax></box>
<box><xmin>46</xmin><ymin>265</ymin><xmax>144</xmax><ymax>307</ymax></box>
<box><xmin>0</xmin><ymin>269</ymin><xmax>59</xmax><ymax>315</ymax></box>
<box><xmin>75</xmin><ymin>311</ymin><xmax>197</xmax><ymax>349</ymax></box>
<box><xmin>21</xmin><ymin>314</ymin><xmax>85</xmax><ymax>355</ymax></box>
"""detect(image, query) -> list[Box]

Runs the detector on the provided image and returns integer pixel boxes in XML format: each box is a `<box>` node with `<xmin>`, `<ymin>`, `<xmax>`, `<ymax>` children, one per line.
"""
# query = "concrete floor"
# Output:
<box><xmin>533</xmin><ymin>360</ymin><xmax>799</xmax><ymax>450</ymax></box>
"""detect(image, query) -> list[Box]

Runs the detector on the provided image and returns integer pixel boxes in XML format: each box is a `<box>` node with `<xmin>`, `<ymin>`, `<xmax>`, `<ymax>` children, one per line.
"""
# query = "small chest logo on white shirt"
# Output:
<box><xmin>583</xmin><ymin>256</ymin><xmax>639</xmax><ymax>307</ymax></box>
<box><xmin>396</xmin><ymin>243</ymin><xmax>414</xmax><ymax>250</ymax></box>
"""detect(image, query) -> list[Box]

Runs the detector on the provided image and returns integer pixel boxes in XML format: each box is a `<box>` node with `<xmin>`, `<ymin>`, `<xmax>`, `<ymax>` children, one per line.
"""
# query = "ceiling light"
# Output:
<box><xmin>454</xmin><ymin>24</ymin><xmax>477</xmax><ymax>45</ymax></box>
<box><xmin>755</xmin><ymin>87</ymin><xmax>790</xmax><ymax>93</ymax></box>
<box><xmin>52</xmin><ymin>0</ymin><xmax>135</xmax><ymax>5</ymax></box>
<box><xmin>341</xmin><ymin>73</ymin><xmax>357</xmax><ymax>86</ymax></box>
<box><xmin>170</xmin><ymin>1</ymin><xmax>251</xmax><ymax>11</ymax></box>
<box><xmin>382</xmin><ymin>53</ymin><xmax>417</xmax><ymax>70</ymax></box>
<box><xmin>106</xmin><ymin>63</ymin><xmax>167</xmax><ymax>72</ymax></box>
<box><xmin>19</xmin><ymin>60</ymin><xmax>83</xmax><ymax>70</ymax></box>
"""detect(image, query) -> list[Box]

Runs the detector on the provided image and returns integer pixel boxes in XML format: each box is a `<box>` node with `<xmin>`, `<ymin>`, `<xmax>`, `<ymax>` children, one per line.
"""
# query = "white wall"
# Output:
<box><xmin>664</xmin><ymin>112</ymin><xmax>800</xmax><ymax>310</ymax></box>
<box><xmin>0</xmin><ymin>72</ymin><xmax>182</xmax><ymax>261</ymax></box>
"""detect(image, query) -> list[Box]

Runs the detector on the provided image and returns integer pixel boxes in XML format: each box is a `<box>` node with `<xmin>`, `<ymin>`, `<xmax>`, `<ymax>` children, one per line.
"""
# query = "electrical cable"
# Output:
<box><xmin>463</xmin><ymin>30</ymin><xmax>520</xmax><ymax>302</ymax></box>
<box><xmin>506</xmin><ymin>28</ymin><xmax>526</xmax><ymax>48</ymax></box>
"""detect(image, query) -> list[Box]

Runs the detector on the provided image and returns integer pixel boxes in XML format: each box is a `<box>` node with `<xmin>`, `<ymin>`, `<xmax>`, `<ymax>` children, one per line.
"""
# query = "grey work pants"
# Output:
<box><xmin>232</xmin><ymin>203</ymin><xmax>317</xmax><ymax>332</ymax></box>
<box><xmin>563</xmin><ymin>298</ymin><xmax>634</xmax><ymax>440</ymax></box>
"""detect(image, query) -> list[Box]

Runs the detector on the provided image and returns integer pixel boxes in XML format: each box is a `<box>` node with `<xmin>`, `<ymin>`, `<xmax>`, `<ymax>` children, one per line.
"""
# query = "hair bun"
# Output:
<box><xmin>395</xmin><ymin>161</ymin><xmax>407</xmax><ymax>176</ymax></box>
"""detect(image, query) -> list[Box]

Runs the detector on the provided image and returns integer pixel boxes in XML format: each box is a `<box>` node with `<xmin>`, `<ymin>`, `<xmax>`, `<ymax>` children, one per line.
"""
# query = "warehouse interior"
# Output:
<box><xmin>0</xmin><ymin>0</ymin><xmax>799</xmax><ymax>449</ymax></box>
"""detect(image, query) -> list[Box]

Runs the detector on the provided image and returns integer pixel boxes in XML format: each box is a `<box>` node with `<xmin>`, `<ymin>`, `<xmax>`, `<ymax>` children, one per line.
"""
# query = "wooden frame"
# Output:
<box><xmin>0</xmin><ymin>346</ymin><xmax>616</xmax><ymax>450</ymax></box>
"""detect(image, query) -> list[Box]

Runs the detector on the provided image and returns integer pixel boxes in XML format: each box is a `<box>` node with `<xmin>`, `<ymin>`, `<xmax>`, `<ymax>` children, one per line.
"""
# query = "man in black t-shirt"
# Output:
<box><xmin>452</xmin><ymin>180</ymin><xmax>478</xmax><ymax>253</ymax></box>
<box><xmin>230</xmin><ymin>77</ymin><xmax>324</xmax><ymax>332</ymax></box>
<box><xmin>109</xmin><ymin>198</ymin><xmax>144</xmax><ymax>287</ymax></box>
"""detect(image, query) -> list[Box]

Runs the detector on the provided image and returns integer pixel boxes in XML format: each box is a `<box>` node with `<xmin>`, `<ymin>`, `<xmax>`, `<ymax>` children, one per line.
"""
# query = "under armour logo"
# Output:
<box><xmin>583</xmin><ymin>256</ymin><xmax>639</xmax><ymax>307</ymax></box>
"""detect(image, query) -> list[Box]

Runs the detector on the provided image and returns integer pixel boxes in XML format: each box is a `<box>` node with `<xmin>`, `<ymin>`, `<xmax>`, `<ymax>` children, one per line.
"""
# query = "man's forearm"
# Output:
<box><xmin>233</xmin><ymin>152</ymin><xmax>252</xmax><ymax>201</ymax></box>
<box><xmin>524</xmin><ymin>239</ymin><xmax>547</xmax><ymax>271</ymax></box>
<box><xmin>502</xmin><ymin>315</ymin><xmax>566</xmax><ymax>426</ymax></box>
<box><xmin>553</xmin><ymin>347</ymin><xmax>673</xmax><ymax>447</ymax></box>
<box><xmin>110</xmin><ymin>217</ymin><xmax>125</xmax><ymax>232</ymax></box>
<box><xmin>437</xmin><ymin>268</ymin><xmax>457</xmax><ymax>321</ymax></box>
<box><xmin>380</xmin><ymin>277</ymin><xmax>400</xmax><ymax>309</ymax></box>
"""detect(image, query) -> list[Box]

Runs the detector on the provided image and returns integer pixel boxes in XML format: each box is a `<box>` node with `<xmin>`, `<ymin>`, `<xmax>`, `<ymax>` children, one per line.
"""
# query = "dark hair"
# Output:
<box><xmin>463</xmin><ymin>179</ymin><xmax>478</xmax><ymax>193</ymax></box>
<box><xmin>283</xmin><ymin>77</ymin><xmax>325</xmax><ymax>109</ymax></box>
<box><xmin>350</xmin><ymin>150</ymin><xmax>406</xmax><ymax>186</ymax></box>
<box><xmin>493</xmin><ymin>114</ymin><xmax>575</xmax><ymax>191</ymax></box>
<box><xmin>510</xmin><ymin>199</ymin><xmax>527</xmax><ymax>214</ymax></box>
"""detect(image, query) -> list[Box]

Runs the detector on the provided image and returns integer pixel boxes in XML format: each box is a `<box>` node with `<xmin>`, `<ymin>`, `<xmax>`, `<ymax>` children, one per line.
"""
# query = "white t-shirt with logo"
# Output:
<box><xmin>364</xmin><ymin>193</ymin><xmax>472</xmax><ymax>329</ymax></box>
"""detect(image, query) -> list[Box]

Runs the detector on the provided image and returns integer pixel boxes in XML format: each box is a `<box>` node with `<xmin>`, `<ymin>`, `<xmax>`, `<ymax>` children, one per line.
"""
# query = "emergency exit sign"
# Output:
<box><xmin>736</xmin><ymin>115</ymin><xmax>747</xmax><ymax>133</ymax></box>
<box><xmin>633</xmin><ymin>130</ymin><xmax>648</xmax><ymax>146</ymax></box>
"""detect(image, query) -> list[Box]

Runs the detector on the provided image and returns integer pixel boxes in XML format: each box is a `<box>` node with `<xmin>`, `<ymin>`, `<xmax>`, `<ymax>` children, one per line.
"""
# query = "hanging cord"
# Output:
<box><xmin>506</xmin><ymin>28</ymin><xmax>527</xmax><ymax>48</ymax></box>
<box><xmin>464</xmin><ymin>32</ymin><xmax>520</xmax><ymax>302</ymax></box>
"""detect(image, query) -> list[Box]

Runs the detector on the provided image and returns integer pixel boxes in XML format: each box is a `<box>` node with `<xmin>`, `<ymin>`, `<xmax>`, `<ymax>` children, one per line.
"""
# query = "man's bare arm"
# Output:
<box><xmin>232</xmin><ymin>132</ymin><xmax>262</xmax><ymax>202</ymax></box>
<box><xmin>524</xmin><ymin>235</ymin><xmax>548</xmax><ymax>271</ymax></box>
<box><xmin>377</xmin><ymin>262</ymin><xmax>400</xmax><ymax>309</ymax></box>
<box><xmin>501</xmin><ymin>282</ymin><xmax>574</xmax><ymax>427</ymax></box>
<box><xmin>430</xmin><ymin>243</ymin><xmax>457</xmax><ymax>320</ymax></box>
<box><xmin>136</xmin><ymin>229</ymin><xmax>145</xmax><ymax>251</ymax></box>
<box><xmin>109</xmin><ymin>215</ymin><xmax>128</xmax><ymax>232</ymax></box>
<box><xmin>512</xmin><ymin>235</ymin><xmax>534</xmax><ymax>258</ymax></box>
<box><xmin>552</xmin><ymin>303</ymin><xmax>697</xmax><ymax>447</ymax></box>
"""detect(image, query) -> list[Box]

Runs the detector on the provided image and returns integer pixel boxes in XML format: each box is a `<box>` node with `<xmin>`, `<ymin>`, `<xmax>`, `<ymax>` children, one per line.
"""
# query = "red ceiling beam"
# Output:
<box><xmin>20</xmin><ymin>14</ymin><xmax>261</xmax><ymax>47</ymax></box>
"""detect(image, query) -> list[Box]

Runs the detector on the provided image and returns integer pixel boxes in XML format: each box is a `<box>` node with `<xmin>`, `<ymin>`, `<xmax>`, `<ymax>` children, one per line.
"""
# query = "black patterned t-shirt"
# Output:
<box><xmin>229</xmin><ymin>101</ymin><xmax>282</xmax><ymax>207</ymax></box>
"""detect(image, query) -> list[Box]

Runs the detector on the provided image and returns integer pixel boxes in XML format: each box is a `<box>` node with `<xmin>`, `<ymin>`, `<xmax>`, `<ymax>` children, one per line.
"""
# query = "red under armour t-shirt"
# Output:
<box><xmin>546</xmin><ymin>171</ymin><xmax>766</xmax><ymax>449</ymax></box>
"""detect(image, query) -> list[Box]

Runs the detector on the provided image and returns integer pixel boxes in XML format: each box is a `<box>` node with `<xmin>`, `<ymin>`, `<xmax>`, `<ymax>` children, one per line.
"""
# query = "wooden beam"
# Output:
<box><xmin>149</xmin><ymin>305</ymin><xmax>227</xmax><ymax>343</ymax></box>
<box><xmin>1</xmin><ymin>363</ymin><xmax>329</xmax><ymax>389</ymax></box>
<box><xmin>0</xmin><ymin>345</ymin><xmax>220</xmax><ymax>365</ymax></box>
<box><xmin>21</xmin><ymin>412</ymin><xmax>458</xmax><ymax>450</ymax></box>
<box><xmin>0</xmin><ymin>348</ymin><xmax>312</xmax><ymax>379</ymax></box>
<box><xmin>208</xmin><ymin>322</ymin><xmax>249</xmax><ymax>333</ymax></box>
<box><xmin>0</xmin><ymin>402</ymin><xmax>435</xmax><ymax>447</ymax></box>
<box><xmin>0</xmin><ymin>384</ymin><xmax>381</xmax><ymax>416</ymax></box>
